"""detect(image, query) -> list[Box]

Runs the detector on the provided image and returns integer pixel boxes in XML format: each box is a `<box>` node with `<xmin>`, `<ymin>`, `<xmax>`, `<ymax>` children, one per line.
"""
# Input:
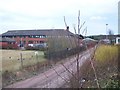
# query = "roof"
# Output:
<box><xmin>82</xmin><ymin>38</ymin><xmax>98</xmax><ymax>43</ymax></box>
<box><xmin>75</xmin><ymin>34</ymin><xmax>84</xmax><ymax>39</ymax></box>
<box><xmin>0</xmin><ymin>37</ymin><xmax>16</xmax><ymax>42</ymax></box>
<box><xmin>2</xmin><ymin>29</ymin><xmax>75</xmax><ymax>36</ymax></box>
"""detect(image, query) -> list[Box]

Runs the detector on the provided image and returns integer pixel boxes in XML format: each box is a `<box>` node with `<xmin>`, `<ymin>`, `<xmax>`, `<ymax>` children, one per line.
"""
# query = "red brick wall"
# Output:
<box><xmin>0</xmin><ymin>42</ymin><xmax>8</xmax><ymax>48</ymax></box>
<box><xmin>13</xmin><ymin>36</ymin><xmax>47</xmax><ymax>46</ymax></box>
<box><xmin>0</xmin><ymin>42</ymin><xmax>18</xmax><ymax>49</ymax></box>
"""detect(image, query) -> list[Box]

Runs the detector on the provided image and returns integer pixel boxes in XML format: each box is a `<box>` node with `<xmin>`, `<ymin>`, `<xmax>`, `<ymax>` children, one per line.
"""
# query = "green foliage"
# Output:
<box><xmin>105</xmin><ymin>79</ymin><xmax>119</xmax><ymax>88</ymax></box>
<box><xmin>106</xmin><ymin>79</ymin><xmax>120</xmax><ymax>88</ymax></box>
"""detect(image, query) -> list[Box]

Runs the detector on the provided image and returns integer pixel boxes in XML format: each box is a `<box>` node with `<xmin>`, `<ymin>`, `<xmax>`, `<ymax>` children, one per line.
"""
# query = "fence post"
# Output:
<box><xmin>20</xmin><ymin>53</ymin><xmax>23</xmax><ymax>69</ymax></box>
<box><xmin>35</xmin><ymin>51</ymin><xmax>38</xmax><ymax>62</ymax></box>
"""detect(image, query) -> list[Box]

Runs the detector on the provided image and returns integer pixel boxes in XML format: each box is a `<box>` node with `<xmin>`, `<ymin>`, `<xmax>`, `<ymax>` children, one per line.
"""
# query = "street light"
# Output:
<box><xmin>106</xmin><ymin>24</ymin><xmax>108</xmax><ymax>39</ymax></box>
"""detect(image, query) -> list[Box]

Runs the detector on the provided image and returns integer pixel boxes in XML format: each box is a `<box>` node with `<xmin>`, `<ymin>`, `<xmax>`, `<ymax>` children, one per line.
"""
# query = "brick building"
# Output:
<box><xmin>0</xmin><ymin>37</ymin><xmax>18</xmax><ymax>49</ymax></box>
<box><xmin>1</xmin><ymin>29</ymin><xmax>76</xmax><ymax>49</ymax></box>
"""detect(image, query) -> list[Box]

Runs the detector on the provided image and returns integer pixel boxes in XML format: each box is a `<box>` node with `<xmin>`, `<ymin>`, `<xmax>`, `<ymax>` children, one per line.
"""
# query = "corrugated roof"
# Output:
<box><xmin>2</xmin><ymin>29</ymin><xmax>74</xmax><ymax>36</ymax></box>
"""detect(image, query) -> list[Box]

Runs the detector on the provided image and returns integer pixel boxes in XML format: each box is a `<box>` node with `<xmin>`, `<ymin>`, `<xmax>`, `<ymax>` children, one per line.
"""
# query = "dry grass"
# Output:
<box><xmin>68</xmin><ymin>45</ymin><xmax>119</xmax><ymax>88</ymax></box>
<box><xmin>95</xmin><ymin>45</ymin><xmax>118</xmax><ymax>63</ymax></box>
<box><xmin>79</xmin><ymin>45</ymin><xmax>119</xmax><ymax>88</ymax></box>
<box><xmin>1</xmin><ymin>49</ymin><xmax>48</xmax><ymax>87</ymax></box>
<box><xmin>1</xmin><ymin>49</ymin><xmax>46</xmax><ymax>72</ymax></box>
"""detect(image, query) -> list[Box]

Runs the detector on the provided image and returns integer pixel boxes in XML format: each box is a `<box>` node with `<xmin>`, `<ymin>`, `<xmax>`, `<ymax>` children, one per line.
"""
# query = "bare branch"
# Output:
<box><xmin>81</xmin><ymin>44</ymin><xmax>99</xmax><ymax>88</ymax></box>
<box><xmin>64</xmin><ymin>16</ymin><xmax>67</xmax><ymax>28</ymax></box>
<box><xmin>82</xmin><ymin>26</ymin><xmax>87</xmax><ymax>35</ymax></box>
<box><xmin>60</xmin><ymin>62</ymin><xmax>78</xmax><ymax>81</ymax></box>
<box><xmin>73</xmin><ymin>24</ymin><xmax>77</xmax><ymax>34</ymax></box>
<box><xmin>78</xmin><ymin>10</ymin><xmax>80</xmax><ymax>34</ymax></box>
<box><xmin>79</xmin><ymin>21</ymin><xmax>86</xmax><ymax>31</ymax></box>
<box><xmin>88</xmin><ymin>43</ymin><xmax>100</xmax><ymax>88</ymax></box>
<box><xmin>51</xmin><ymin>65</ymin><xmax>70</xmax><ymax>84</ymax></box>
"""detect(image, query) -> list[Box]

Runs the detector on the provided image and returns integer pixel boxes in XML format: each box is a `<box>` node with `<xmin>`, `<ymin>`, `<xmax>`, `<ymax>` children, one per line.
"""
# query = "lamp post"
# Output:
<box><xmin>106</xmin><ymin>24</ymin><xmax>108</xmax><ymax>39</ymax></box>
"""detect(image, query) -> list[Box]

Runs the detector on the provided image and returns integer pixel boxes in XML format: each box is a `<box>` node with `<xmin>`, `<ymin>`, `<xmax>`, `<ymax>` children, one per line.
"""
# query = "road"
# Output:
<box><xmin>5</xmin><ymin>48</ymin><xmax>94</xmax><ymax>88</ymax></box>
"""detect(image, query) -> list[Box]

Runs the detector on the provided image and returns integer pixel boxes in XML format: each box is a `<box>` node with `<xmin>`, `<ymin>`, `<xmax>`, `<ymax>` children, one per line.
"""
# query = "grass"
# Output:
<box><xmin>1</xmin><ymin>49</ymin><xmax>46</xmax><ymax>73</ymax></box>
<box><xmin>95</xmin><ymin>45</ymin><xmax>118</xmax><ymax>63</ymax></box>
<box><xmin>68</xmin><ymin>44</ymin><xmax>119</xmax><ymax>88</ymax></box>
<box><xmin>94</xmin><ymin>45</ymin><xmax>119</xmax><ymax>88</ymax></box>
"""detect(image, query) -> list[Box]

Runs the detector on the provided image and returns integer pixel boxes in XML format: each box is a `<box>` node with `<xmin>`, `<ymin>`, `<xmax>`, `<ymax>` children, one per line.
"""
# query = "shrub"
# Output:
<box><xmin>105</xmin><ymin>79</ymin><xmax>119</xmax><ymax>88</ymax></box>
<box><xmin>95</xmin><ymin>45</ymin><xmax>118</xmax><ymax>63</ymax></box>
<box><xmin>44</xmin><ymin>46</ymin><xmax>86</xmax><ymax>60</ymax></box>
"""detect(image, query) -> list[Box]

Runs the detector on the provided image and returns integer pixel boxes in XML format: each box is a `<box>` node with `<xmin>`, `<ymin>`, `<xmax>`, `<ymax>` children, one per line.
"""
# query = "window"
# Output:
<box><xmin>43</xmin><ymin>35</ymin><xmax>46</xmax><ymax>38</ymax></box>
<box><xmin>38</xmin><ymin>35</ymin><xmax>46</xmax><ymax>38</ymax></box>
<box><xmin>118</xmin><ymin>39</ymin><xmax>120</xmax><ymax>43</ymax></box>
<box><xmin>28</xmin><ymin>41</ymin><xmax>33</xmax><ymax>44</ymax></box>
<box><xmin>40</xmin><ymin>41</ymin><xmax>44</xmax><ymax>43</ymax></box>
<box><xmin>28</xmin><ymin>35</ymin><xmax>47</xmax><ymax>38</ymax></box>
<box><xmin>35</xmin><ymin>36</ymin><xmax>39</xmax><ymax>38</ymax></box>
<box><xmin>12</xmin><ymin>36</ymin><xmax>16</xmax><ymax>38</ymax></box>
<box><xmin>7</xmin><ymin>36</ymin><xmax>12</xmax><ymax>38</ymax></box>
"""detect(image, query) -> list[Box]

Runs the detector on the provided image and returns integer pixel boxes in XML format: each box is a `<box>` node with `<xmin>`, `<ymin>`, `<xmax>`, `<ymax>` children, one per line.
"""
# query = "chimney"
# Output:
<box><xmin>66</xmin><ymin>26</ymin><xmax>69</xmax><ymax>31</ymax></box>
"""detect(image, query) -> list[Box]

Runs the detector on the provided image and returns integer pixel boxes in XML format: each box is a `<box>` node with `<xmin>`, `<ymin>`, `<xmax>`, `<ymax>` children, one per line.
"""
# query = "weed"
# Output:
<box><xmin>95</xmin><ymin>45</ymin><xmax>118</xmax><ymax>63</ymax></box>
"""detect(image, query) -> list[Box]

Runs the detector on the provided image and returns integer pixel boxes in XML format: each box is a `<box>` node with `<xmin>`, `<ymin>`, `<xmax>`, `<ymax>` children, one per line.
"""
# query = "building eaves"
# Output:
<box><xmin>2</xmin><ymin>29</ymin><xmax>75</xmax><ymax>36</ymax></box>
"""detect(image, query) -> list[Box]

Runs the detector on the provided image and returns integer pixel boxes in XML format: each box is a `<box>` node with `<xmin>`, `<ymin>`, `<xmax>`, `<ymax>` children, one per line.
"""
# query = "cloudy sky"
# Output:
<box><xmin>0</xmin><ymin>0</ymin><xmax>119</xmax><ymax>35</ymax></box>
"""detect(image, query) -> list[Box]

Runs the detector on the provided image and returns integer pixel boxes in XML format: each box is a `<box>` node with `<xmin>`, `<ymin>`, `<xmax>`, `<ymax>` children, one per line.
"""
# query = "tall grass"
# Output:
<box><xmin>1</xmin><ymin>50</ymin><xmax>46</xmax><ymax>72</ymax></box>
<box><xmin>75</xmin><ymin>45</ymin><xmax>119</xmax><ymax>88</ymax></box>
<box><xmin>95</xmin><ymin>45</ymin><xmax>118</xmax><ymax>63</ymax></box>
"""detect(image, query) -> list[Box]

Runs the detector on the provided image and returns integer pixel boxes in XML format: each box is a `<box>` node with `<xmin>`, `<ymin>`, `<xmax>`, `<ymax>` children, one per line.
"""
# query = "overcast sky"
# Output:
<box><xmin>0</xmin><ymin>0</ymin><xmax>119</xmax><ymax>35</ymax></box>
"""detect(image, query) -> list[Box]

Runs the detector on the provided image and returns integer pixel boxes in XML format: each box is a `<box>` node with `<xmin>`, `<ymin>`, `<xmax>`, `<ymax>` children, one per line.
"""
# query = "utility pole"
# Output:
<box><xmin>106</xmin><ymin>24</ymin><xmax>108</xmax><ymax>39</ymax></box>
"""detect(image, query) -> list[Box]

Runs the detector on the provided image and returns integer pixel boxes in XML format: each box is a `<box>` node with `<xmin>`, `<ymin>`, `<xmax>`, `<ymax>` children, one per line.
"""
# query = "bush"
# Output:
<box><xmin>44</xmin><ymin>46</ymin><xmax>86</xmax><ymax>60</ymax></box>
<box><xmin>95</xmin><ymin>45</ymin><xmax>118</xmax><ymax>63</ymax></box>
<box><xmin>105</xmin><ymin>79</ymin><xmax>119</xmax><ymax>88</ymax></box>
<box><xmin>25</xmin><ymin>46</ymin><xmax>46</xmax><ymax>51</ymax></box>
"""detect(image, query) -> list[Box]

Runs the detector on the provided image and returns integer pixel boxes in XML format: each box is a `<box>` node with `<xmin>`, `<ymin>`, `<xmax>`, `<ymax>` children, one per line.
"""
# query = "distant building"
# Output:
<box><xmin>1</xmin><ymin>29</ymin><xmax>77</xmax><ymax>49</ymax></box>
<box><xmin>0</xmin><ymin>37</ymin><xmax>18</xmax><ymax>49</ymax></box>
<box><xmin>116</xmin><ymin>37</ymin><xmax>120</xmax><ymax>44</ymax></box>
<box><xmin>81</xmin><ymin>38</ymin><xmax>98</xmax><ymax>48</ymax></box>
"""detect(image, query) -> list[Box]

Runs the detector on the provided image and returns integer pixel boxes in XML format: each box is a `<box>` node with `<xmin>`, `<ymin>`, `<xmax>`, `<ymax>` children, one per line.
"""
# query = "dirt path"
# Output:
<box><xmin>5</xmin><ymin>48</ymin><xmax>94</xmax><ymax>88</ymax></box>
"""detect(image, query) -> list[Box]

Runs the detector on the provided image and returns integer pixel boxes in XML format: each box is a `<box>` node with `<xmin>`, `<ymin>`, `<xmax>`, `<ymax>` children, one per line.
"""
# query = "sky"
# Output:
<box><xmin>0</xmin><ymin>0</ymin><xmax>119</xmax><ymax>36</ymax></box>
